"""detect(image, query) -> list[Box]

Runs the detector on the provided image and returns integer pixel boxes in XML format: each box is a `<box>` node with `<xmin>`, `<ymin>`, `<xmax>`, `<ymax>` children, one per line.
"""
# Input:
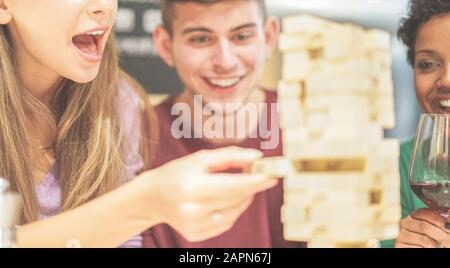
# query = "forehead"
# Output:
<box><xmin>171</xmin><ymin>1</ymin><xmax>263</xmax><ymax>33</ymax></box>
<box><xmin>416</xmin><ymin>13</ymin><xmax>450</xmax><ymax>52</ymax></box>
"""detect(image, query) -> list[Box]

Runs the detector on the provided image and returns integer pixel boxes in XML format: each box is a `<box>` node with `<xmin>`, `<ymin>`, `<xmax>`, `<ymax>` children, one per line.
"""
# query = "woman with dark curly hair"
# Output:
<box><xmin>390</xmin><ymin>0</ymin><xmax>450</xmax><ymax>248</ymax></box>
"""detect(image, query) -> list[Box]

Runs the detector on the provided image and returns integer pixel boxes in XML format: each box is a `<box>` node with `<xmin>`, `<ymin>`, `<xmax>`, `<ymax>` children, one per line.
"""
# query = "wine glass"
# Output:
<box><xmin>409</xmin><ymin>114</ymin><xmax>450</xmax><ymax>246</ymax></box>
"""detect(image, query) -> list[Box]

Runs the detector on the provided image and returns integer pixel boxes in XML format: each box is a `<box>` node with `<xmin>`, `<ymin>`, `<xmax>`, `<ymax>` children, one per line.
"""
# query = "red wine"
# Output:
<box><xmin>411</xmin><ymin>181</ymin><xmax>450</xmax><ymax>216</ymax></box>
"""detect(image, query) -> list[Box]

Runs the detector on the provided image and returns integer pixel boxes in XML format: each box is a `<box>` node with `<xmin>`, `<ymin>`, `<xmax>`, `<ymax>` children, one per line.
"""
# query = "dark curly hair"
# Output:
<box><xmin>398</xmin><ymin>0</ymin><xmax>450</xmax><ymax>66</ymax></box>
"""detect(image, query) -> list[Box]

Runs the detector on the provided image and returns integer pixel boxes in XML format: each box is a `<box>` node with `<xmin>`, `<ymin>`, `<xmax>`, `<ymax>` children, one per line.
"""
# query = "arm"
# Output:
<box><xmin>17</xmin><ymin>147</ymin><xmax>276</xmax><ymax>248</ymax></box>
<box><xmin>17</xmin><ymin>174</ymin><xmax>159</xmax><ymax>248</ymax></box>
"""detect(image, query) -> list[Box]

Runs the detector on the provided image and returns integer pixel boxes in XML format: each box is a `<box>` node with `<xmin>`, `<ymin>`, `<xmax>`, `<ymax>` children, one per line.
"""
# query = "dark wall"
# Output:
<box><xmin>116</xmin><ymin>0</ymin><xmax>183</xmax><ymax>94</ymax></box>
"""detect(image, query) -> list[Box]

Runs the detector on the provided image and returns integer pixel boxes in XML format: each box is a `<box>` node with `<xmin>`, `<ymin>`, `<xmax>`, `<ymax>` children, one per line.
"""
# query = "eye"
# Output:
<box><xmin>232</xmin><ymin>32</ymin><xmax>255</xmax><ymax>43</ymax></box>
<box><xmin>416</xmin><ymin>60</ymin><xmax>442</xmax><ymax>73</ymax></box>
<box><xmin>189</xmin><ymin>35</ymin><xmax>213</xmax><ymax>46</ymax></box>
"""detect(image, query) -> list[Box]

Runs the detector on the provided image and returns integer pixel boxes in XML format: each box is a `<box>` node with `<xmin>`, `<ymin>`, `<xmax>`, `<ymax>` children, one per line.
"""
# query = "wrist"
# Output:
<box><xmin>131</xmin><ymin>170</ymin><xmax>164</xmax><ymax>227</ymax></box>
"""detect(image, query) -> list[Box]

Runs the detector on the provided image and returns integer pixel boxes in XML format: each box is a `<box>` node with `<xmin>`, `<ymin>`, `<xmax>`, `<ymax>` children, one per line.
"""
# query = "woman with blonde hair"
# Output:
<box><xmin>0</xmin><ymin>0</ymin><xmax>275</xmax><ymax>247</ymax></box>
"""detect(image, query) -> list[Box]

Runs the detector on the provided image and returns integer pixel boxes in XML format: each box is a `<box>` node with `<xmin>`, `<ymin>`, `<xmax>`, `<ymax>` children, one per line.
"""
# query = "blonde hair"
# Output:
<box><xmin>0</xmin><ymin>25</ymin><xmax>156</xmax><ymax>224</ymax></box>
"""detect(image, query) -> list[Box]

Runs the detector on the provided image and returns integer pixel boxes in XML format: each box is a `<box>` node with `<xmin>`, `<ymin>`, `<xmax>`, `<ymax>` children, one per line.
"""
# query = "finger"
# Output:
<box><xmin>411</xmin><ymin>208</ymin><xmax>449</xmax><ymax>233</ymax></box>
<box><xmin>207</xmin><ymin>195</ymin><xmax>255</xmax><ymax>216</ymax></box>
<box><xmin>181</xmin><ymin>199</ymin><xmax>253</xmax><ymax>243</ymax></box>
<box><xmin>397</xmin><ymin>228</ymin><xmax>438</xmax><ymax>248</ymax></box>
<box><xmin>403</xmin><ymin>215</ymin><xmax>449</xmax><ymax>246</ymax></box>
<box><xmin>202</xmin><ymin>197</ymin><xmax>255</xmax><ymax>238</ymax></box>
<box><xmin>194</xmin><ymin>147</ymin><xmax>263</xmax><ymax>173</ymax></box>
<box><xmin>395</xmin><ymin>242</ymin><xmax>424</xmax><ymax>248</ymax></box>
<box><xmin>186</xmin><ymin>174</ymin><xmax>278</xmax><ymax>201</ymax></box>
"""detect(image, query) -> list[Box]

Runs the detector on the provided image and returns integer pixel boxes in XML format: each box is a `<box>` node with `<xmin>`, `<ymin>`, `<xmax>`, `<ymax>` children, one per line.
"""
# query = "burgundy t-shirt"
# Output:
<box><xmin>142</xmin><ymin>90</ymin><xmax>305</xmax><ymax>248</ymax></box>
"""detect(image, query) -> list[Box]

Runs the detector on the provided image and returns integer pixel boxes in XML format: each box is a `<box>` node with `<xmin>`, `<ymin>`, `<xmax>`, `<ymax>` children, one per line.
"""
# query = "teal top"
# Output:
<box><xmin>380</xmin><ymin>138</ymin><xmax>427</xmax><ymax>247</ymax></box>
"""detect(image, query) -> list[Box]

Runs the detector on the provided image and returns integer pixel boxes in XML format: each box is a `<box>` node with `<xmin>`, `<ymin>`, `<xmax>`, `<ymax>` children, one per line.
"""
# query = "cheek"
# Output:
<box><xmin>238</xmin><ymin>44</ymin><xmax>266</xmax><ymax>71</ymax></box>
<box><xmin>174</xmin><ymin>46</ymin><xmax>209</xmax><ymax>76</ymax></box>
<box><xmin>414</xmin><ymin>73</ymin><xmax>436</xmax><ymax>111</ymax></box>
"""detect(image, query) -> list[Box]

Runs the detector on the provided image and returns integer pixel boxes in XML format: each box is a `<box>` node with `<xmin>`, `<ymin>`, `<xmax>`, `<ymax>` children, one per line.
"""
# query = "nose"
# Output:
<box><xmin>211</xmin><ymin>38</ymin><xmax>238</xmax><ymax>74</ymax></box>
<box><xmin>437</xmin><ymin>63</ymin><xmax>450</xmax><ymax>92</ymax></box>
<box><xmin>86</xmin><ymin>0</ymin><xmax>117</xmax><ymax>21</ymax></box>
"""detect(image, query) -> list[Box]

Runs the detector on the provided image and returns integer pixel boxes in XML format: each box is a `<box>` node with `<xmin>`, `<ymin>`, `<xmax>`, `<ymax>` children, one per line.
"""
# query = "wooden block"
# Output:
<box><xmin>285</xmin><ymin>190</ymin><xmax>370</xmax><ymax>207</ymax></box>
<box><xmin>317</xmin><ymin>59</ymin><xmax>372</xmax><ymax>77</ymax></box>
<box><xmin>308</xmin><ymin>240</ymin><xmax>369</xmax><ymax>248</ymax></box>
<box><xmin>282</xmin><ymin>14</ymin><xmax>331</xmax><ymax>35</ymax></box>
<box><xmin>323</xmin><ymin>24</ymin><xmax>365</xmax><ymax>60</ymax></box>
<box><xmin>284</xmin><ymin>222</ymin><xmax>397</xmax><ymax>243</ymax></box>
<box><xmin>305</xmin><ymin>73</ymin><xmax>373</xmax><ymax>94</ymax></box>
<box><xmin>374</xmin><ymin>70</ymin><xmax>394</xmax><ymax>95</ymax></box>
<box><xmin>328</xmin><ymin>224</ymin><xmax>380</xmax><ymax>242</ymax></box>
<box><xmin>364</xmin><ymin>29</ymin><xmax>391</xmax><ymax>50</ymax></box>
<box><xmin>370</xmin><ymin>50</ymin><xmax>392</xmax><ymax>68</ymax></box>
<box><xmin>379</xmin><ymin>188</ymin><xmax>401</xmax><ymax>205</ymax></box>
<box><xmin>282</xmin><ymin>141</ymin><xmax>371</xmax><ymax>160</ymax></box>
<box><xmin>279</xmin><ymin>101</ymin><xmax>304</xmax><ymax>128</ymax></box>
<box><xmin>303</xmin><ymin>95</ymin><xmax>371</xmax><ymax>110</ymax></box>
<box><xmin>283</xmin><ymin>203</ymin><xmax>401</xmax><ymax>225</ymax></box>
<box><xmin>281</xmin><ymin>205</ymin><xmax>309</xmax><ymax>223</ymax></box>
<box><xmin>250</xmin><ymin>157</ymin><xmax>292</xmax><ymax>177</ymax></box>
<box><xmin>283</xmin><ymin>124</ymin><xmax>384</xmax><ymax>143</ymax></box>
<box><xmin>282</xmin><ymin>51</ymin><xmax>312</xmax><ymax>80</ymax></box>
<box><xmin>376</xmin><ymin>223</ymin><xmax>399</xmax><ymax>240</ymax></box>
<box><xmin>284</xmin><ymin>174</ymin><xmax>369</xmax><ymax>191</ymax></box>
<box><xmin>284</xmin><ymin>223</ymin><xmax>322</xmax><ymax>241</ymax></box>
<box><xmin>379</xmin><ymin>204</ymin><xmax>401</xmax><ymax>223</ymax></box>
<box><xmin>284</xmin><ymin>172</ymin><xmax>400</xmax><ymax>191</ymax></box>
<box><xmin>279</xmin><ymin>33</ymin><xmax>323</xmax><ymax>52</ymax></box>
<box><xmin>283</xmin><ymin>140</ymin><xmax>397</xmax><ymax>159</ymax></box>
<box><xmin>278</xmin><ymin>80</ymin><xmax>303</xmax><ymax>98</ymax></box>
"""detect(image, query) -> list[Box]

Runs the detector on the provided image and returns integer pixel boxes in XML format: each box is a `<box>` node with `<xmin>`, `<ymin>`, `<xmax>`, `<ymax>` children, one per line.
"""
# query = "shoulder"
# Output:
<box><xmin>398</xmin><ymin>137</ymin><xmax>421</xmax><ymax>217</ymax></box>
<box><xmin>117</xmin><ymin>73</ymin><xmax>147</xmax><ymax>114</ymax></box>
<box><xmin>117</xmin><ymin>74</ymin><xmax>146</xmax><ymax>180</ymax></box>
<box><xmin>154</xmin><ymin>95</ymin><xmax>177</xmax><ymax>122</ymax></box>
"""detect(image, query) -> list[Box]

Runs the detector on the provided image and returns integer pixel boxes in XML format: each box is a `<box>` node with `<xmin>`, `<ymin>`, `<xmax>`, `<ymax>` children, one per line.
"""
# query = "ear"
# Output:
<box><xmin>263</xmin><ymin>16</ymin><xmax>280</xmax><ymax>60</ymax></box>
<box><xmin>153</xmin><ymin>24</ymin><xmax>175</xmax><ymax>67</ymax></box>
<box><xmin>0</xmin><ymin>1</ymin><xmax>12</xmax><ymax>25</ymax></box>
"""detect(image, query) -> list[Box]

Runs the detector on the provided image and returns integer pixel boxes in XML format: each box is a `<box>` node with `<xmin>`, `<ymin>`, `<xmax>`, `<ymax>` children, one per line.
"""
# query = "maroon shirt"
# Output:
<box><xmin>142</xmin><ymin>90</ymin><xmax>305</xmax><ymax>248</ymax></box>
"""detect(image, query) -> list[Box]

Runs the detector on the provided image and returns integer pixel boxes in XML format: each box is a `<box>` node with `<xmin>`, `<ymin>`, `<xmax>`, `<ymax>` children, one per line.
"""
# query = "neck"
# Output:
<box><xmin>12</xmin><ymin>28</ymin><xmax>63</xmax><ymax>108</ymax></box>
<box><xmin>176</xmin><ymin>87</ymin><xmax>266</xmax><ymax>145</ymax></box>
<box><xmin>19</xmin><ymin>65</ymin><xmax>63</xmax><ymax>109</ymax></box>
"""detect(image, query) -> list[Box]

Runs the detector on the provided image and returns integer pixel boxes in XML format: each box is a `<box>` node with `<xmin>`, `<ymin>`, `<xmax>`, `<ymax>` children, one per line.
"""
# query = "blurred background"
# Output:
<box><xmin>115</xmin><ymin>0</ymin><xmax>420</xmax><ymax>141</ymax></box>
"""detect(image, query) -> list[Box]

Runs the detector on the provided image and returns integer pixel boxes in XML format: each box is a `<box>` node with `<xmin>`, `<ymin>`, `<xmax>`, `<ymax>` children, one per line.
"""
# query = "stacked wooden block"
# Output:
<box><xmin>277</xmin><ymin>15</ymin><xmax>400</xmax><ymax>247</ymax></box>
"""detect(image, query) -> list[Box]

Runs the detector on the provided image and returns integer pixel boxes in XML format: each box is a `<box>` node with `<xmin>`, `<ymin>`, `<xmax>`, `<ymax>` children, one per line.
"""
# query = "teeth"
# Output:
<box><xmin>440</xmin><ymin>99</ymin><xmax>450</xmax><ymax>108</ymax></box>
<box><xmin>86</xmin><ymin>30</ymin><xmax>104</xmax><ymax>36</ymax></box>
<box><xmin>207</xmin><ymin>78</ymin><xmax>240</xmax><ymax>88</ymax></box>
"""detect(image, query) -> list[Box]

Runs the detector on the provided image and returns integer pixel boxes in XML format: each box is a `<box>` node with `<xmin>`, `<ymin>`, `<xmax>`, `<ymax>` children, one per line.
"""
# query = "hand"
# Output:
<box><xmin>395</xmin><ymin>208</ymin><xmax>450</xmax><ymax>248</ymax></box>
<box><xmin>142</xmin><ymin>146</ymin><xmax>278</xmax><ymax>242</ymax></box>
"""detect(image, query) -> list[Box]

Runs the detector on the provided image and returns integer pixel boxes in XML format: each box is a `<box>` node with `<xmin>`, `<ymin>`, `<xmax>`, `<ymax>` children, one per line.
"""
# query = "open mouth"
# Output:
<box><xmin>72</xmin><ymin>28</ymin><xmax>107</xmax><ymax>62</ymax></box>
<box><xmin>204</xmin><ymin>77</ymin><xmax>243</xmax><ymax>92</ymax></box>
<box><xmin>439</xmin><ymin>99</ymin><xmax>450</xmax><ymax>112</ymax></box>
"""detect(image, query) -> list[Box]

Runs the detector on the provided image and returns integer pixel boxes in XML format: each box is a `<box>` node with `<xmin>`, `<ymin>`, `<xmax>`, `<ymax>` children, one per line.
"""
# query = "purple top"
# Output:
<box><xmin>36</xmin><ymin>79</ymin><xmax>145</xmax><ymax>247</ymax></box>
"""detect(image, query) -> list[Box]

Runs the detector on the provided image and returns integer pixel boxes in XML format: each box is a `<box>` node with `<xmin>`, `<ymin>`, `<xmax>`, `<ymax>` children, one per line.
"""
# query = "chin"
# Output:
<box><xmin>69</xmin><ymin>68</ymin><xmax>100</xmax><ymax>84</ymax></box>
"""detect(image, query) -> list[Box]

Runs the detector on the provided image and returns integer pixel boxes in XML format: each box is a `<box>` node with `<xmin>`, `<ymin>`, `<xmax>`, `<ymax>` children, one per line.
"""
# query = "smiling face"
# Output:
<box><xmin>414</xmin><ymin>13</ymin><xmax>450</xmax><ymax>114</ymax></box>
<box><xmin>2</xmin><ymin>0</ymin><xmax>117</xmax><ymax>84</ymax></box>
<box><xmin>154</xmin><ymin>0</ymin><xmax>278</xmax><ymax>107</ymax></box>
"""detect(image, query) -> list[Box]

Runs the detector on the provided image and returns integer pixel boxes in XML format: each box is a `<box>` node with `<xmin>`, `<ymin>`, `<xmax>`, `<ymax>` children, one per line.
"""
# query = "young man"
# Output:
<box><xmin>143</xmin><ymin>0</ymin><xmax>305</xmax><ymax>248</ymax></box>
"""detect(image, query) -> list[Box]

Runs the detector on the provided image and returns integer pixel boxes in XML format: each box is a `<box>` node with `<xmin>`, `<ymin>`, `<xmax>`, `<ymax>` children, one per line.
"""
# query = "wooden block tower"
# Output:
<box><xmin>257</xmin><ymin>15</ymin><xmax>401</xmax><ymax>247</ymax></box>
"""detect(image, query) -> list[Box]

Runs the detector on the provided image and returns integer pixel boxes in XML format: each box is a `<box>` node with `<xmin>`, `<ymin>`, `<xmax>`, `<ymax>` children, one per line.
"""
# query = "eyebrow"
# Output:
<box><xmin>182</xmin><ymin>27</ymin><xmax>212</xmax><ymax>35</ymax></box>
<box><xmin>415</xmin><ymin>49</ymin><xmax>438</xmax><ymax>56</ymax></box>
<box><xmin>181</xmin><ymin>23</ymin><xmax>257</xmax><ymax>35</ymax></box>
<box><xmin>230</xmin><ymin>23</ymin><xmax>257</xmax><ymax>32</ymax></box>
